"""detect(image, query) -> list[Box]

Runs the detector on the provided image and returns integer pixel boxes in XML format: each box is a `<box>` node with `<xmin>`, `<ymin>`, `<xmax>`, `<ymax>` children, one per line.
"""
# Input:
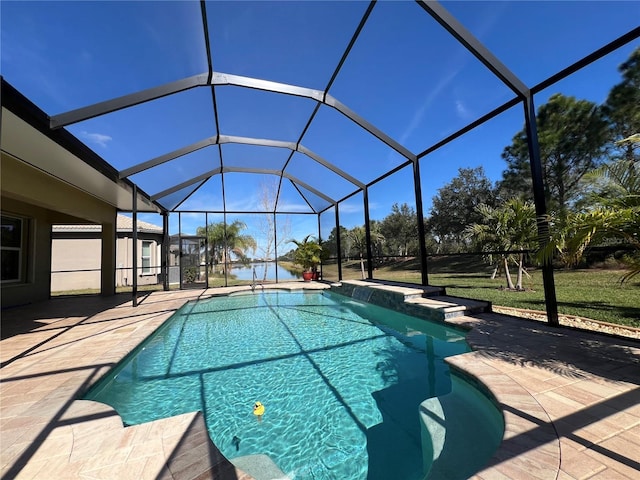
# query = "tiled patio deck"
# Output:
<box><xmin>1</xmin><ymin>283</ymin><xmax>638</xmax><ymax>479</ymax></box>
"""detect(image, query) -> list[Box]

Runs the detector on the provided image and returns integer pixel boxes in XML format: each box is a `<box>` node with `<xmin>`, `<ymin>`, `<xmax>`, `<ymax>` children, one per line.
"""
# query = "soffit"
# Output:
<box><xmin>1</xmin><ymin>107</ymin><xmax>159</xmax><ymax>213</ymax></box>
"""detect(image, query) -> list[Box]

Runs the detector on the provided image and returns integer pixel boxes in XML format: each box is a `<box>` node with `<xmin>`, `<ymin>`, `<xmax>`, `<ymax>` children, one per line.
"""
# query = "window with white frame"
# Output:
<box><xmin>141</xmin><ymin>240</ymin><xmax>152</xmax><ymax>275</ymax></box>
<box><xmin>1</xmin><ymin>215</ymin><xmax>25</xmax><ymax>283</ymax></box>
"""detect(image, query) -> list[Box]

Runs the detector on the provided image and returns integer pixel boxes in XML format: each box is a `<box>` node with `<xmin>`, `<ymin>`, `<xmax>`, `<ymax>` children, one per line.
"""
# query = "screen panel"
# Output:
<box><xmin>206</xmin><ymin>1</ymin><xmax>368</xmax><ymax>90</ymax></box>
<box><xmin>1</xmin><ymin>1</ymin><xmax>207</xmax><ymax>113</ymax></box>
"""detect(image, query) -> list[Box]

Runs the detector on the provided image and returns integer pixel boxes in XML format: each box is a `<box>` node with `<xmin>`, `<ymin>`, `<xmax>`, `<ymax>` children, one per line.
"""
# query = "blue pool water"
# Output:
<box><xmin>84</xmin><ymin>290</ymin><xmax>503</xmax><ymax>479</ymax></box>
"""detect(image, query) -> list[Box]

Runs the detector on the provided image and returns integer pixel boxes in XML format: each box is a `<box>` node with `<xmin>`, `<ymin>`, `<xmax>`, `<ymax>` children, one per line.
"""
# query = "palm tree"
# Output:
<box><xmin>225</xmin><ymin>220</ymin><xmax>257</xmax><ymax>266</ymax></box>
<box><xmin>289</xmin><ymin>235</ymin><xmax>324</xmax><ymax>270</ymax></box>
<box><xmin>540</xmin><ymin>157</ymin><xmax>640</xmax><ymax>282</ymax></box>
<box><xmin>196</xmin><ymin>222</ymin><xmax>224</xmax><ymax>268</ymax></box>
<box><xmin>197</xmin><ymin>220</ymin><xmax>257</xmax><ymax>273</ymax></box>
<box><xmin>466</xmin><ymin>199</ymin><xmax>537</xmax><ymax>290</ymax></box>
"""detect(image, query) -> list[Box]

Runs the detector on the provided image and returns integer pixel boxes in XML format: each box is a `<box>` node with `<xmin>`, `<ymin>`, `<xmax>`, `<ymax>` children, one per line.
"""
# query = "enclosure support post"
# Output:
<box><xmin>335</xmin><ymin>205</ymin><xmax>342</xmax><ymax>281</ymax></box>
<box><xmin>205</xmin><ymin>212</ymin><xmax>209</xmax><ymax>289</ymax></box>
<box><xmin>413</xmin><ymin>159</ymin><xmax>429</xmax><ymax>285</ymax></box>
<box><xmin>274</xmin><ymin>212</ymin><xmax>279</xmax><ymax>283</ymax></box>
<box><xmin>162</xmin><ymin>210</ymin><xmax>169</xmax><ymax>291</ymax></box>
<box><xmin>222</xmin><ymin>212</ymin><xmax>229</xmax><ymax>287</ymax></box>
<box><xmin>178</xmin><ymin>212</ymin><xmax>183</xmax><ymax>289</ymax></box>
<box><xmin>221</xmin><ymin>171</ymin><xmax>229</xmax><ymax>287</ymax></box>
<box><xmin>132</xmin><ymin>185</ymin><xmax>138</xmax><ymax>307</ymax></box>
<box><xmin>363</xmin><ymin>187</ymin><xmax>373</xmax><ymax>279</ymax></box>
<box><xmin>524</xmin><ymin>95</ymin><xmax>559</xmax><ymax>326</ymax></box>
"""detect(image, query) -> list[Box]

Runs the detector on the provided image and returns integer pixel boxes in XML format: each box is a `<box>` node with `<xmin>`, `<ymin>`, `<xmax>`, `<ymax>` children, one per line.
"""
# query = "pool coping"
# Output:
<box><xmin>1</xmin><ymin>282</ymin><xmax>639</xmax><ymax>479</ymax></box>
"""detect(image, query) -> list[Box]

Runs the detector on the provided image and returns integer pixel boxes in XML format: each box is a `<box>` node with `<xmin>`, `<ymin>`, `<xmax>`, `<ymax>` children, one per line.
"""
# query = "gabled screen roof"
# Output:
<box><xmin>2</xmin><ymin>1</ymin><xmax>638</xmax><ymax>215</ymax></box>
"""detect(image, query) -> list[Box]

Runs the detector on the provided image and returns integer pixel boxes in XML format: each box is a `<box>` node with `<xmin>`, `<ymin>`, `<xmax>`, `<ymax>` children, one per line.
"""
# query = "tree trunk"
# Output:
<box><xmin>515</xmin><ymin>253</ymin><xmax>524</xmax><ymax>290</ymax></box>
<box><xmin>360</xmin><ymin>253</ymin><xmax>366</xmax><ymax>280</ymax></box>
<box><xmin>503</xmin><ymin>256</ymin><xmax>515</xmax><ymax>289</ymax></box>
<box><xmin>491</xmin><ymin>262</ymin><xmax>500</xmax><ymax>279</ymax></box>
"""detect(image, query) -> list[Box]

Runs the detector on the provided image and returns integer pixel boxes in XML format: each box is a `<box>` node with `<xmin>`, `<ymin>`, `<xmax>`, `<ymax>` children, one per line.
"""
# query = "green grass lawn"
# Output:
<box><xmin>432</xmin><ymin>269</ymin><xmax>639</xmax><ymax>328</ymax></box>
<box><xmin>338</xmin><ymin>257</ymin><xmax>640</xmax><ymax>328</ymax></box>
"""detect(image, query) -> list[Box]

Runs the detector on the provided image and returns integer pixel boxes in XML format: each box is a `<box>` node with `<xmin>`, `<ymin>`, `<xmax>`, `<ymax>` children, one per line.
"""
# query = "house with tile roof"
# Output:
<box><xmin>51</xmin><ymin>214</ymin><xmax>164</xmax><ymax>292</ymax></box>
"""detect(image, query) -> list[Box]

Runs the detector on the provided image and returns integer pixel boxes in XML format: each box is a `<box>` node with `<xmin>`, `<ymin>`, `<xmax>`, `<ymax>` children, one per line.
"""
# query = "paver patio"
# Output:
<box><xmin>1</xmin><ymin>283</ymin><xmax>638</xmax><ymax>479</ymax></box>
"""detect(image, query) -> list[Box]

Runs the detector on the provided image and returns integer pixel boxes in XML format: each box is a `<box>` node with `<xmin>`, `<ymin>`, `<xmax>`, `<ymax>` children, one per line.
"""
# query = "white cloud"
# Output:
<box><xmin>455</xmin><ymin>99</ymin><xmax>472</xmax><ymax>121</ymax></box>
<box><xmin>180</xmin><ymin>193</ymin><xmax>223</xmax><ymax>211</ymax></box>
<box><xmin>338</xmin><ymin>202</ymin><xmax>364</xmax><ymax>214</ymax></box>
<box><xmin>80</xmin><ymin>131</ymin><xmax>112</xmax><ymax>148</ymax></box>
<box><xmin>398</xmin><ymin>69</ymin><xmax>459</xmax><ymax>145</ymax></box>
<box><xmin>275</xmin><ymin>199</ymin><xmax>314</xmax><ymax>212</ymax></box>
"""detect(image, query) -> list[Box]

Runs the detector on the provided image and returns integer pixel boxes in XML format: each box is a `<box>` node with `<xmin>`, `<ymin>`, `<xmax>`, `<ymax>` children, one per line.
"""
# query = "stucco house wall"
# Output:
<box><xmin>51</xmin><ymin>237</ymin><xmax>102</xmax><ymax>292</ymax></box>
<box><xmin>51</xmin><ymin>215</ymin><xmax>163</xmax><ymax>292</ymax></box>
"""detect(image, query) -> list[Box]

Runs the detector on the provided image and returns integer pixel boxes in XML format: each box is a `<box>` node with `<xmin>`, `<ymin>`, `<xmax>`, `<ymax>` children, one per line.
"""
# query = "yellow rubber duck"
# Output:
<box><xmin>253</xmin><ymin>401</ymin><xmax>265</xmax><ymax>417</ymax></box>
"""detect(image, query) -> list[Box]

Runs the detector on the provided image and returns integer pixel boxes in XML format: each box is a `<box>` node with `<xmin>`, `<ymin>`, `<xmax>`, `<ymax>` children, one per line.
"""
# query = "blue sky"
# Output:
<box><xmin>2</xmin><ymin>1</ymin><xmax>638</xmax><ymax>250</ymax></box>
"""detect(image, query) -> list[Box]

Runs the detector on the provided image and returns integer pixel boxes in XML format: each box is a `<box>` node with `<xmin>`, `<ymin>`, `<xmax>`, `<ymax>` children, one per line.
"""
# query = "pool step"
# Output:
<box><xmin>230</xmin><ymin>454</ymin><xmax>290</xmax><ymax>480</ymax></box>
<box><xmin>406</xmin><ymin>294</ymin><xmax>489</xmax><ymax>317</ymax></box>
<box><xmin>330</xmin><ymin>280</ymin><xmax>490</xmax><ymax>322</ymax></box>
<box><xmin>419</xmin><ymin>375</ymin><xmax>504</xmax><ymax>479</ymax></box>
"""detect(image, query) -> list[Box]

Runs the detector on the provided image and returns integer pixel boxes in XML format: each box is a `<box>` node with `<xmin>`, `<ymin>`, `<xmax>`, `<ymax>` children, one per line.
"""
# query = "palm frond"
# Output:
<box><xmin>619</xmin><ymin>253</ymin><xmax>640</xmax><ymax>283</ymax></box>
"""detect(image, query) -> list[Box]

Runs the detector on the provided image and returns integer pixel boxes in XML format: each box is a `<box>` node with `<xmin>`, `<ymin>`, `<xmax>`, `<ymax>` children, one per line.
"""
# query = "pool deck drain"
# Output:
<box><xmin>1</xmin><ymin>281</ymin><xmax>638</xmax><ymax>479</ymax></box>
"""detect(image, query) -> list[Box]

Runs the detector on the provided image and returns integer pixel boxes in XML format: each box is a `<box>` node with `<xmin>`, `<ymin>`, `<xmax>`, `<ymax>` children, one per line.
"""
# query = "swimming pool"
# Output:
<box><xmin>84</xmin><ymin>290</ymin><xmax>503</xmax><ymax>479</ymax></box>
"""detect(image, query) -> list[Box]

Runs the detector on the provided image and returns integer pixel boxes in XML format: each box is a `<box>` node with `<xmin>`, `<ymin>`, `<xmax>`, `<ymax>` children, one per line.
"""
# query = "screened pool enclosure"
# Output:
<box><xmin>1</xmin><ymin>1</ymin><xmax>638</xmax><ymax>325</ymax></box>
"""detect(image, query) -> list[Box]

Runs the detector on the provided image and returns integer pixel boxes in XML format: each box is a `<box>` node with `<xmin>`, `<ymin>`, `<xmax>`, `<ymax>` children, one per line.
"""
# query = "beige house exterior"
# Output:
<box><xmin>51</xmin><ymin>215</ymin><xmax>163</xmax><ymax>292</ymax></box>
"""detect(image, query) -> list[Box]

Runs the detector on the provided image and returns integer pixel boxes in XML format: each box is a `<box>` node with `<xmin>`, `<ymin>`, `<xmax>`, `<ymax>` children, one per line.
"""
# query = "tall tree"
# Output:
<box><xmin>323</xmin><ymin>225</ymin><xmax>348</xmax><ymax>258</ymax></box>
<box><xmin>499</xmin><ymin>94</ymin><xmax>609</xmax><ymax>217</ymax></box>
<box><xmin>196</xmin><ymin>220</ymin><xmax>256</xmax><ymax>273</ymax></box>
<box><xmin>429</xmin><ymin>166</ymin><xmax>497</xmax><ymax>252</ymax></box>
<box><xmin>347</xmin><ymin>226</ymin><xmax>367</xmax><ymax>279</ymax></box>
<box><xmin>379</xmin><ymin>203</ymin><xmax>418</xmax><ymax>256</ymax></box>
<box><xmin>256</xmin><ymin>178</ymin><xmax>291</xmax><ymax>281</ymax></box>
<box><xmin>369</xmin><ymin>220</ymin><xmax>386</xmax><ymax>259</ymax></box>
<box><xmin>347</xmin><ymin>225</ymin><xmax>384</xmax><ymax>278</ymax></box>
<box><xmin>197</xmin><ymin>222</ymin><xmax>225</xmax><ymax>269</ymax></box>
<box><xmin>602</xmin><ymin>47</ymin><xmax>640</xmax><ymax>164</ymax></box>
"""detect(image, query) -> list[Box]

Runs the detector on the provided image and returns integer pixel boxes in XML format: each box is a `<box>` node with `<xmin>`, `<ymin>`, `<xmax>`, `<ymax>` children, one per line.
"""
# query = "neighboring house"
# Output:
<box><xmin>51</xmin><ymin>215</ymin><xmax>164</xmax><ymax>292</ymax></box>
